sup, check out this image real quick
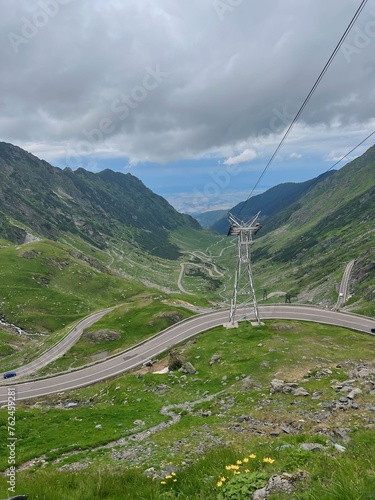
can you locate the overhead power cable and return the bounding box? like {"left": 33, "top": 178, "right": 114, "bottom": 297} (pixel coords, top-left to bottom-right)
{"left": 324, "top": 129, "right": 375, "bottom": 173}
{"left": 235, "top": 0, "right": 368, "bottom": 218}
{"left": 287, "top": 128, "right": 375, "bottom": 201}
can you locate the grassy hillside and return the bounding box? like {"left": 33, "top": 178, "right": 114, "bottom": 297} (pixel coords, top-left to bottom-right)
{"left": 246, "top": 145, "right": 375, "bottom": 313}
{"left": 0, "top": 239, "right": 141, "bottom": 334}
{"left": 1, "top": 320, "right": 374, "bottom": 498}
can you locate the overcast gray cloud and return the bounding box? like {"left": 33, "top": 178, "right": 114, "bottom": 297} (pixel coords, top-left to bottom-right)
{"left": 1, "top": 0, "right": 375, "bottom": 174}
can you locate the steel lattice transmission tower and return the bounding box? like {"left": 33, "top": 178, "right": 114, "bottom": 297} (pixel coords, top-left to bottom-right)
{"left": 226, "top": 211, "right": 262, "bottom": 327}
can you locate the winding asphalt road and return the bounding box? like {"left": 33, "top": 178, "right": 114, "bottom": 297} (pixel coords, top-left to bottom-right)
{"left": 1, "top": 304, "right": 373, "bottom": 403}
{"left": 334, "top": 260, "right": 355, "bottom": 310}
{"left": 8, "top": 308, "right": 114, "bottom": 379}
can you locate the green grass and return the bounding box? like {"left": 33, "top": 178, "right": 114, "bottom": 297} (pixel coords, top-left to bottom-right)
{"left": 36, "top": 295, "right": 195, "bottom": 374}
{"left": 1, "top": 320, "right": 374, "bottom": 488}
{"left": 1, "top": 434, "right": 375, "bottom": 499}
{"left": 0, "top": 239, "right": 143, "bottom": 333}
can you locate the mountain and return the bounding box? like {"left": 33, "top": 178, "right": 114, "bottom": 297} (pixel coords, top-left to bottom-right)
{"left": 211, "top": 171, "right": 336, "bottom": 234}
{"left": 0, "top": 142, "right": 200, "bottom": 259}
{"left": 251, "top": 144, "right": 375, "bottom": 314}
{"left": 191, "top": 209, "right": 228, "bottom": 228}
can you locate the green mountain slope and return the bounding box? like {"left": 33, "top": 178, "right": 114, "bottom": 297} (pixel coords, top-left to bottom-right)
{"left": 191, "top": 209, "right": 228, "bottom": 228}
{"left": 252, "top": 144, "right": 375, "bottom": 314}
{"left": 211, "top": 171, "right": 335, "bottom": 234}
{"left": 0, "top": 142, "right": 199, "bottom": 259}
{"left": 0, "top": 238, "right": 143, "bottom": 334}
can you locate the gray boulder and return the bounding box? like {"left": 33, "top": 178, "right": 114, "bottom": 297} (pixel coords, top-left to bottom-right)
{"left": 180, "top": 362, "right": 197, "bottom": 374}
{"left": 293, "top": 387, "right": 310, "bottom": 396}
{"left": 210, "top": 354, "right": 221, "bottom": 365}
{"left": 300, "top": 443, "right": 327, "bottom": 452}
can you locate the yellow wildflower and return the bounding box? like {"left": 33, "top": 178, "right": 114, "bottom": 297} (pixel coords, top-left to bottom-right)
{"left": 217, "top": 481, "right": 223, "bottom": 487}
{"left": 263, "top": 457, "right": 275, "bottom": 464}
{"left": 243, "top": 457, "right": 249, "bottom": 463}
{"left": 171, "top": 472, "right": 176, "bottom": 476}
{"left": 236, "top": 460, "right": 242, "bottom": 465}
{"left": 173, "top": 479, "right": 177, "bottom": 482}
{"left": 234, "top": 471, "right": 240, "bottom": 475}
{"left": 249, "top": 454, "right": 256, "bottom": 459}
{"left": 165, "top": 475, "right": 173, "bottom": 479}
{"left": 220, "top": 476, "right": 226, "bottom": 482}
{"left": 160, "top": 481, "right": 166, "bottom": 484}
{"left": 225, "top": 465, "right": 232, "bottom": 470}
{"left": 244, "top": 469, "right": 250, "bottom": 473}
{"left": 232, "top": 465, "right": 240, "bottom": 470}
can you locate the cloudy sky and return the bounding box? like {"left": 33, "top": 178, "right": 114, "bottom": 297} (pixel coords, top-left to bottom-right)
{"left": 1, "top": 0, "right": 375, "bottom": 213}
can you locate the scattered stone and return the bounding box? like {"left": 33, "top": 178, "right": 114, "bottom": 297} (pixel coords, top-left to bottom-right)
{"left": 201, "top": 411, "right": 211, "bottom": 417}
{"left": 312, "top": 391, "right": 323, "bottom": 400}
{"left": 83, "top": 329, "right": 121, "bottom": 343}
{"left": 143, "top": 467, "right": 156, "bottom": 478}
{"left": 133, "top": 420, "right": 145, "bottom": 427}
{"left": 275, "top": 444, "right": 294, "bottom": 450}
{"left": 280, "top": 426, "right": 292, "bottom": 434}
{"left": 333, "top": 443, "right": 346, "bottom": 452}
{"left": 270, "top": 430, "right": 280, "bottom": 436}
{"left": 270, "top": 379, "right": 298, "bottom": 394}
{"left": 347, "top": 388, "right": 362, "bottom": 399}
{"left": 314, "top": 368, "right": 333, "bottom": 378}
{"left": 348, "top": 366, "right": 375, "bottom": 379}
{"left": 293, "top": 387, "right": 310, "bottom": 396}
{"left": 242, "top": 376, "right": 261, "bottom": 391}
{"left": 221, "top": 375, "right": 227, "bottom": 382}
{"left": 180, "top": 362, "right": 197, "bottom": 374}
{"left": 156, "top": 384, "right": 170, "bottom": 393}
{"left": 332, "top": 428, "right": 351, "bottom": 442}
{"left": 209, "top": 354, "right": 221, "bottom": 365}
{"left": 270, "top": 379, "right": 285, "bottom": 393}
{"left": 342, "top": 379, "right": 356, "bottom": 385}
{"left": 300, "top": 443, "right": 327, "bottom": 452}
{"left": 19, "top": 249, "right": 41, "bottom": 259}
{"left": 321, "top": 402, "right": 334, "bottom": 409}
{"left": 236, "top": 416, "right": 248, "bottom": 423}
{"left": 95, "top": 424, "right": 103, "bottom": 430}
{"left": 331, "top": 382, "right": 343, "bottom": 390}
{"left": 164, "top": 464, "right": 179, "bottom": 475}
{"left": 340, "top": 386, "right": 354, "bottom": 394}
{"left": 252, "top": 471, "right": 308, "bottom": 499}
